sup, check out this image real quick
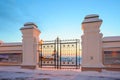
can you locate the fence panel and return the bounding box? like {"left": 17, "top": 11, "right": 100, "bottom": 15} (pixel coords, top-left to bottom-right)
{"left": 38, "top": 38, "right": 80, "bottom": 69}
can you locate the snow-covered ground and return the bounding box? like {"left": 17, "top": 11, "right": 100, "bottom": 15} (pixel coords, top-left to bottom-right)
{"left": 0, "top": 66, "right": 120, "bottom": 80}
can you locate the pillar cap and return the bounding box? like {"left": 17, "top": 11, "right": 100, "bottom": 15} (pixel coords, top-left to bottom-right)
{"left": 24, "top": 22, "right": 38, "bottom": 28}
{"left": 82, "top": 14, "right": 102, "bottom": 24}
{"left": 0, "top": 40, "right": 4, "bottom": 44}
{"left": 20, "top": 22, "right": 38, "bottom": 30}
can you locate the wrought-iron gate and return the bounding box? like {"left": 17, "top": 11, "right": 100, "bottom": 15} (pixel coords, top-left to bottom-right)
{"left": 39, "top": 37, "right": 80, "bottom": 69}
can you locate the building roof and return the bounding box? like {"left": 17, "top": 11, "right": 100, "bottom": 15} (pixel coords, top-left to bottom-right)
{"left": 103, "top": 36, "right": 120, "bottom": 42}
{"left": 0, "top": 42, "right": 22, "bottom": 46}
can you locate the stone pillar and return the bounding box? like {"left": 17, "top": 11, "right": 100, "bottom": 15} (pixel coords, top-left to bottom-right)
{"left": 20, "top": 22, "right": 40, "bottom": 69}
{"left": 81, "top": 14, "right": 104, "bottom": 72}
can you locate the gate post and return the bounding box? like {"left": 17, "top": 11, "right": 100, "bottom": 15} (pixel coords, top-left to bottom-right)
{"left": 20, "top": 22, "right": 40, "bottom": 69}
{"left": 81, "top": 14, "right": 104, "bottom": 71}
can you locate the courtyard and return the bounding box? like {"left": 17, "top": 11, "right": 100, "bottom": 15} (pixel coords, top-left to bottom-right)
{"left": 0, "top": 66, "right": 120, "bottom": 80}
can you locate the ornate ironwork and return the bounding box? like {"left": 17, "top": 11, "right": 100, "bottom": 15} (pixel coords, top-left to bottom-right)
{"left": 38, "top": 37, "right": 80, "bottom": 69}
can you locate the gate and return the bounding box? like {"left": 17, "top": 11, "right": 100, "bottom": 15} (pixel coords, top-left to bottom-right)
{"left": 39, "top": 37, "right": 80, "bottom": 69}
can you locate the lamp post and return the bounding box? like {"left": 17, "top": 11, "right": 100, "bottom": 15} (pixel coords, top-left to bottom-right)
{"left": 40, "top": 39, "right": 43, "bottom": 68}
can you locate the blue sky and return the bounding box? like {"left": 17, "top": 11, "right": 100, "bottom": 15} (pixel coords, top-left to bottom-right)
{"left": 0, "top": 0, "right": 120, "bottom": 42}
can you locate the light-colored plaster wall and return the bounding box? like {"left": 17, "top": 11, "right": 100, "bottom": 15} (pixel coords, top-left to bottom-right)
{"left": 0, "top": 43, "right": 22, "bottom": 53}
{"left": 103, "top": 36, "right": 120, "bottom": 51}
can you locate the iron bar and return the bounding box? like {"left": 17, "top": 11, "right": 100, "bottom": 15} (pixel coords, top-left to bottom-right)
{"left": 60, "top": 40, "right": 61, "bottom": 69}
{"left": 76, "top": 39, "right": 77, "bottom": 69}
{"left": 57, "top": 37, "right": 59, "bottom": 69}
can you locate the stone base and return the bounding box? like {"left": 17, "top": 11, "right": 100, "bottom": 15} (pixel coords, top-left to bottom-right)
{"left": 103, "top": 67, "right": 120, "bottom": 71}
{"left": 0, "top": 62, "right": 21, "bottom": 66}
{"left": 81, "top": 67, "right": 120, "bottom": 72}
{"left": 81, "top": 67, "right": 102, "bottom": 72}
{"left": 21, "top": 65, "right": 36, "bottom": 69}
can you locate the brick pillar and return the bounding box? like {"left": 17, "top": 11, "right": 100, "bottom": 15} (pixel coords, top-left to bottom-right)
{"left": 20, "top": 22, "right": 40, "bottom": 69}
{"left": 81, "top": 14, "right": 104, "bottom": 72}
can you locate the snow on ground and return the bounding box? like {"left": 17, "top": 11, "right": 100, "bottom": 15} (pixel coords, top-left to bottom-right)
{"left": 0, "top": 66, "right": 120, "bottom": 80}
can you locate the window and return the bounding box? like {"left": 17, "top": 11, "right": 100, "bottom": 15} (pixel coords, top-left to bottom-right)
{"left": 104, "top": 51, "right": 120, "bottom": 64}
{"left": 0, "top": 53, "right": 22, "bottom": 63}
